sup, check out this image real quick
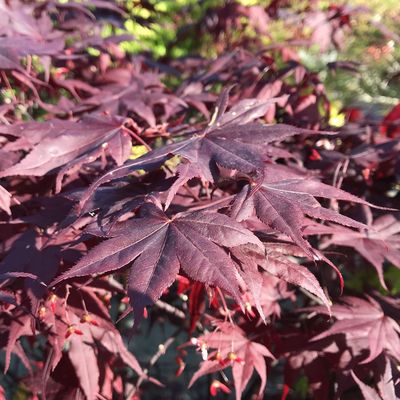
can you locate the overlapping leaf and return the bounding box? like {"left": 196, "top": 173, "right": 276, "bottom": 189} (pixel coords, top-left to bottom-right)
{"left": 78, "top": 93, "right": 322, "bottom": 210}
{"left": 52, "top": 203, "right": 262, "bottom": 321}
{"left": 72, "top": 68, "right": 186, "bottom": 123}
{"left": 351, "top": 356, "right": 397, "bottom": 400}
{"left": 231, "top": 164, "right": 375, "bottom": 258}
{"left": 189, "top": 322, "right": 274, "bottom": 400}
{"left": 68, "top": 315, "right": 99, "bottom": 400}
{"left": 306, "top": 214, "right": 400, "bottom": 289}
{"left": 231, "top": 242, "right": 330, "bottom": 313}
{"left": 0, "top": 116, "right": 132, "bottom": 183}
{"left": 311, "top": 296, "right": 400, "bottom": 363}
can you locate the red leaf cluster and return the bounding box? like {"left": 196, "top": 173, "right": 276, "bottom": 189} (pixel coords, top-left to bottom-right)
{"left": 0, "top": 1, "right": 399, "bottom": 399}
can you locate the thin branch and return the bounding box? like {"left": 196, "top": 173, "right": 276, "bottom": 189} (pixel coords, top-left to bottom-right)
{"left": 130, "top": 334, "right": 177, "bottom": 397}
{"left": 122, "top": 124, "right": 152, "bottom": 151}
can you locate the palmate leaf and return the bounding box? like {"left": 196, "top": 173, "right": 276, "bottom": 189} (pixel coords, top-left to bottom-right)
{"left": 71, "top": 67, "right": 187, "bottom": 124}
{"left": 189, "top": 322, "right": 274, "bottom": 400}
{"left": 68, "top": 315, "right": 100, "bottom": 400}
{"left": 351, "top": 356, "right": 397, "bottom": 400}
{"left": 306, "top": 214, "right": 400, "bottom": 289}
{"left": 311, "top": 296, "right": 400, "bottom": 363}
{"left": 0, "top": 115, "right": 132, "bottom": 179}
{"left": 231, "top": 243, "right": 330, "bottom": 313}
{"left": 159, "top": 97, "right": 319, "bottom": 183}
{"left": 77, "top": 92, "right": 323, "bottom": 211}
{"left": 52, "top": 203, "right": 262, "bottom": 322}
{"left": 231, "top": 164, "right": 376, "bottom": 258}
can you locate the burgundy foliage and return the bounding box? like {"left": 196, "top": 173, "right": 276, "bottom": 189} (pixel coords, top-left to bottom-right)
{"left": 0, "top": 1, "right": 399, "bottom": 399}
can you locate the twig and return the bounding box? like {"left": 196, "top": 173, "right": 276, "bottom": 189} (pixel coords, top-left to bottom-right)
{"left": 216, "top": 287, "right": 234, "bottom": 324}
{"left": 129, "top": 334, "right": 177, "bottom": 397}
{"left": 335, "top": 157, "right": 349, "bottom": 190}
{"left": 188, "top": 195, "right": 234, "bottom": 211}
{"left": 299, "top": 287, "right": 325, "bottom": 306}
{"left": 122, "top": 124, "right": 152, "bottom": 151}
{"left": 155, "top": 299, "right": 186, "bottom": 319}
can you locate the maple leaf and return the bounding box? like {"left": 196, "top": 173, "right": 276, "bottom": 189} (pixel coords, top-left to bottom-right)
{"left": 163, "top": 94, "right": 316, "bottom": 183}
{"left": 231, "top": 243, "right": 330, "bottom": 314}
{"left": 311, "top": 296, "right": 400, "bottom": 363}
{"left": 307, "top": 214, "right": 400, "bottom": 289}
{"left": 0, "top": 116, "right": 132, "bottom": 183}
{"left": 77, "top": 92, "right": 323, "bottom": 211}
{"left": 0, "top": 37, "right": 64, "bottom": 71}
{"left": 1, "top": 2, "right": 399, "bottom": 397}
{"left": 231, "top": 164, "right": 376, "bottom": 258}
{"left": 52, "top": 203, "right": 262, "bottom": 322}
{"left": 0, "top": 231, "right": 60, "bottom": 313}
{"left": 38, "top": 283, "right": 145, "bottom": 397}
{"left": 67, "top": 315, "right": 100, "bottom": 400}
{"left": 351, "top": 356, "right": 397, "bottom": 400}
{"left": 93, "top": 327, "right": 144, "bottom": 377}
{"left": 70, "top": 284, "right": 145, "bottom": 378}
{"left": 72, "top": 68, "right": 186, "bottom": 124}
{"left": 189, "top": 322, "right": 274, "bottom": 400}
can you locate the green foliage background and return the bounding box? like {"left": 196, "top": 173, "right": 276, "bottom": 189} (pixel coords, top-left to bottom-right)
{"left": 110, "top": 0, "right": 400, "bottom": 115}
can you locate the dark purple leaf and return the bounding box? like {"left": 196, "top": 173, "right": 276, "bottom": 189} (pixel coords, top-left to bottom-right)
{"left": 52, "top": 204, "right": 262, "bottom": 321}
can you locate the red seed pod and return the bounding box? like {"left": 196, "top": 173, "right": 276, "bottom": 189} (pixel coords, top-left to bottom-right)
{"left": 309, "top": 148, "right": 322, "bottom": 161}
{"left": 210, "top": 380, "right": 231, "bottom": 396}
{"left": 226, "top": 351, "right": 245, "bottom": 365}
{"left": 207, "top": 288, "right": 219, "bottom": 309}
{"left": 175, "top": 356, "right": 186, "bottom": 377}
{"left": 362, "top": 168, "right": 371, "bottom": 181}
{"left": 65, "top": 325, "right": 84, "bottom": 339}
{"left": 209, "top": 350, "right": 227, "bottom": 366}
{"left": 80, "top": 313, "right": 99, "bottom": 326}
{"left": 48, "top": 293, "right": 57, "bottom": 313}
{"left": 176, "top": 274, "right": 190, "bottom": 294}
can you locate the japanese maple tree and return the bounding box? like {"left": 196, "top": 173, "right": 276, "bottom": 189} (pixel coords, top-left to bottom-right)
{"left": 0, "top": 1, "right": 399, "bottom": 399}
